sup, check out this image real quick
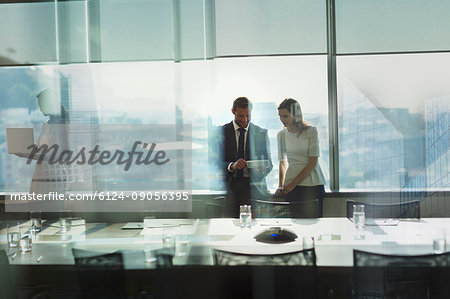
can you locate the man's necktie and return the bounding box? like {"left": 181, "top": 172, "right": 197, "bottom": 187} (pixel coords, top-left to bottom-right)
{"left": 237, "top": 128, "right": 246, "bottom": 178}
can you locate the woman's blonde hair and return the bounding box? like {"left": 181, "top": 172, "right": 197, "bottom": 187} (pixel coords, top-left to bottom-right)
{"left": 278, "top": 98, "right": 310, "bottom": 136}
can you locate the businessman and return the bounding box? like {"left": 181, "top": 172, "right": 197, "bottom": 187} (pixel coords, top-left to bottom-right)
{"left": 219, "top": 97, "right": 273, "bottom": 217}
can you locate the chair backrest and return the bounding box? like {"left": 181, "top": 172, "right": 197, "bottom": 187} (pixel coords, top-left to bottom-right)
{"left": 0, "top": 249, "right": 17, "bottom": 299}
{"left": 151, "top": 248, "right": 174, "bottom": 268}
{"left": 213, "top": 248, "right": 318, "bottom": 299}
{"left": 253, "top": 199, "right": 320, "bottom": 218}
{"left": 72, "top": 248, "right": 126, "bottom": 299}
{"left": 205, "top": 196, "right": 225, "bottom": 218}
{"left": 353, "top": 250, "right": 450, "bottom": 299}
{"left": 213, "top": 247, "right": 316, "bottom": 266}
{"left": 346, "top": 200, "right": 420, "bottom": 219}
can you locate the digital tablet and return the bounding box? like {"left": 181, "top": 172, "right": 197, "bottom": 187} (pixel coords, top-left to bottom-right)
{"left": 246, "top": 159, "right": 269, "bottom": 168}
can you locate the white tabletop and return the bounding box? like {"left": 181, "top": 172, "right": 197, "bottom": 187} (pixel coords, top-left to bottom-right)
{"left": 2, "top": 217, "right": 449, "bottom": 267}
{"left": 206, "top": 218, "right": 450, "bottom": 266}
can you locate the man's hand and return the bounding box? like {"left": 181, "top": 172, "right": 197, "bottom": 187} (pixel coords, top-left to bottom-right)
{"left": 231, "top": 158, "right": 247, "bottom": 170}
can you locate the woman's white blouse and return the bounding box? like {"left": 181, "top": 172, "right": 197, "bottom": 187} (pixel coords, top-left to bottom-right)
{"left": 277, "top": 127, "right": 326, "bottom": 186}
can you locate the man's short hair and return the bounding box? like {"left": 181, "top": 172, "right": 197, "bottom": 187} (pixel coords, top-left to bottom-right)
{"left": 232, "top": 97, "right": 253, "bottom": 111}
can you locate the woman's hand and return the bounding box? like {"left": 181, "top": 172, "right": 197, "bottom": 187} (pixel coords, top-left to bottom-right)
{"left": 274, "top": 187, "right": 284, "bottom": 197}
{"left": 282, "top": 183, "right": 295, "bottom": 195}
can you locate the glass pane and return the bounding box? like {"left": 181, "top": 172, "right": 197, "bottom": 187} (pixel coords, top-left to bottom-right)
{"left": 95, "top": 0, "right": 207, "bottom": 62}
{"left": 1, "top": 55, "right": 329, "bottom": 193}
{"left": 80, "top": 62, "right": 176, "bottom": 123}
{"left": 0, "top": 2, "right": 56, "bottom": 65}
{"left": 178, "top": 0, "right": 206, "bottom": 60}
{"left": 0, "top": 66, "right": 57, "bottom": 191}
{"left": 177, "top": 55, "right": 330, "bottom": 191}
{"left": 215, "top": 0, "right": 327, "bottom": 56}
{"left": 336, "top": 0, "right": 450, "bottom": 54}
{"left": 58, "top": 1, "right": 88, "bottom": 63}
{"left": 98, "top": 0, "right": 174, "bottom": 61}
{"left": 338, "top": 53, "right": 450, "bottom": 195}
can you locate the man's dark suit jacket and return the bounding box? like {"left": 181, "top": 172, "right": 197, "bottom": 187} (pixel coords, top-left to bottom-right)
{"left": 219, "top": 121, "right": 273, "bottom": 198}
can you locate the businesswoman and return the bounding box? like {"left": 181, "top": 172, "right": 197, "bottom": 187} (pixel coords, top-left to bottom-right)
{"left": 275, "top": 98, "right": 326, "bottom": 216}
{"left": 26, "top": 89, "right": 70, "bottom": 197}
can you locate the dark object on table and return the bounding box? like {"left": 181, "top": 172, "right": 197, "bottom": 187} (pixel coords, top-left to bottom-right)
{"left": 254, "top": 227, "right": 298, "bottom": 243}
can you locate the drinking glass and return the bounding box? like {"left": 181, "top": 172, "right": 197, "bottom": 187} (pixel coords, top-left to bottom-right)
{"left": 433, "top": 228, "right": 447, "bottom": 254}
{"left": 29, "top": 211, "right": 42, "bottom": 234}
{"left": 19, "top": 224, "right": 32, "bottom": 253}
{"left": 144, "top": 247, "right": 157, "bottom": 268}
{"left": 353, "top": 204, "right": 366, "bottom": 231}
{"left": 176, "top": 235, "right": 190, "bottom": 257}
{"left": 59, "top": 210, "right": 72, "bottom": 233}
{"left": 162, "top": 228, "right": 176, "bottom": 249}
{"left": 7, "top": 223, "right": 21, "bottom": 248}
{"left": 19, "top": 237, "right": 32, "bottom": 253}
{"left": 302, "top": 236, "right": 315, "bottom": 250}
{"left": 143, "top": 209, "right": 156, "bottom": 228}
{"left": 239, "top": 205, "right": 252, "bottom": 228}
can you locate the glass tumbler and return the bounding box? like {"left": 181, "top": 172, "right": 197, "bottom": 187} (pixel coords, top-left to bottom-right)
{"left": 7, "top": 223, "right": 21, "bottom": 248}
{"left": 353, "top": 204, "right": 366, "bottom": 231}
{"left": 239, "top": 205, "right": 252, "bottom": 228}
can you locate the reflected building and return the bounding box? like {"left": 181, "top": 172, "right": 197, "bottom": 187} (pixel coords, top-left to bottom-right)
{"left": 340, "top": 79, "right": 449, "bottom": 209}
{"left": 420, "top": 96, "right": 449, "bottom": 215}
{"left": 339, "top": 79, "right": 406, "bottom": 192}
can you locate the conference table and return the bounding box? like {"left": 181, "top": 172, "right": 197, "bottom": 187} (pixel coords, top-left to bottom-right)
{"left": 2, "top": 217, "right": 449, "bottom": 266}
{"left": 1, "top": 217, "right": 450, "bottom": 297}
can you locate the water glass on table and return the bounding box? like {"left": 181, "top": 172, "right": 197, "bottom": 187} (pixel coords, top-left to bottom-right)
{"left": 59, "top": 210, "right": 72, "bottom": 233}
{"left": 162, "top": 228, "right": 176, "bottom": 249}
{"left": 433, "top": 228, "right": 447, "bottom": 254}
{"left": 7, "top": 223, "right": 21, "bottom": 248}
{"left": 302, "top": 236, "right": 315, "bottom": 250}
{"left": 353, "top": 204, "right": 366, "bottom": 240}
{"left": 176, "top": 235, "right": 190, "bottom": 257}
{"left": 29, "top": 211, "right": 42, "bottom": 233}
{"left": 239, "top": 205, "right": 252, "bottom": 228}
{"left": 353, "top": 204, "right": 366, "bottom": 230}
{"left": 19, "top": 224, "right": 32, "bottom": 253}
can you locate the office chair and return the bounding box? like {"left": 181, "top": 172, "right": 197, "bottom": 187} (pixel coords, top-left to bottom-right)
{"left": 0, "top": 249, "right": 17, "bottom": 299}
{"left": 205, "top": 196, "right": 225, "bottom": 218}
{"left": 2, "top": 249, "right": 60, "bottom": 298}
{"left": 213, "top": 247, "right": 316, "bottom": 266}
{"left": 253, "top": 199, "right": 320, "bottom": 218}
{"left": 353, "top": 249, "right": 450, "bottom": 299}
{"left": 213, "top": 248, "right": 318, "bottom": 299}
{"left": 72, "top": 248, "right": 126, "bottom": 299}
{"left": 151, "top": 248, "right": 174, "bottom": 268}
{"left": 346, "top": 200, "right": 420, "bottom": 219}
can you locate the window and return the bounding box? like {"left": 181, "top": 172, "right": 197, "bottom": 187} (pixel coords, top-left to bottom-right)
{"left": 337, "top": 53, "right": 450, "bottom": 196}
{"left": 336, "top": 0, "right": 450, "bottom": 54}
{"left": 1, "top": 0, "right": 448, "bottom": 202}
{"left": 335, "top": 0, "right": 450, "bottom": 200}
{"left": 0, "top": 2, "right": 56, "bottom": 65}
